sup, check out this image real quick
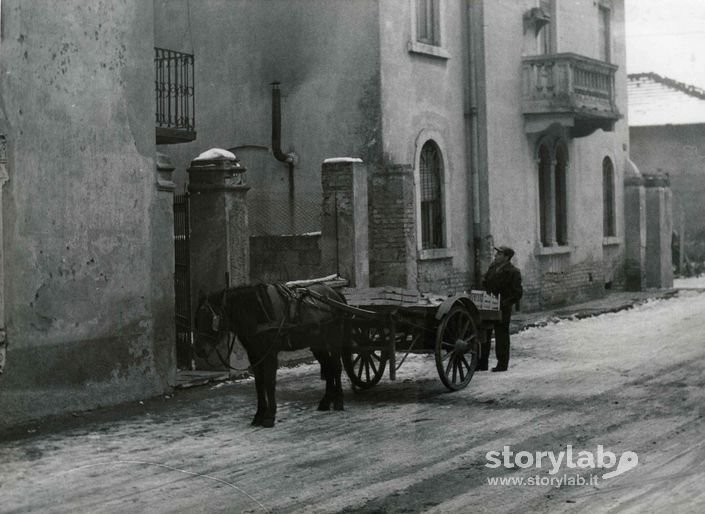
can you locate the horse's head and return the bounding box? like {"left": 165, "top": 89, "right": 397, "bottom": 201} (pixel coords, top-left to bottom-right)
{"left": 193, "top": 290, "right": 228, "bottom": 358}
{"left": 198, "top": 283, "right": 272, "bottom": 335}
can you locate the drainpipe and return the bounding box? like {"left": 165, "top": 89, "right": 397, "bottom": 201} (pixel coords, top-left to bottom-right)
{"left": 271, "top": 82, "right": 297, "bottom": 232}
{"left": 465, "top": 2, "right": 484, "bottom": 285}
{"left": 0, "top": 152, "right": 8, "bottom": 375}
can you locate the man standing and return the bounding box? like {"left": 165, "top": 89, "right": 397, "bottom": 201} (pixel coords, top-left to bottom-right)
{"left": 478, "top": 246, "right": 523, "bottom": 372}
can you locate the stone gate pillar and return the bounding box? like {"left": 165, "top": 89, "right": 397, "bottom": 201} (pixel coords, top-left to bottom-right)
{"left": 188, "top": 149, "right": 250, "bottom": 299}
{"left": 321, "top": 158, "right": 369, "bottom": 288}
{"left": 644, "top": 173, "right": 673, "bottom": 288}
{"left": 624, "top": 159, "right": 647, "bottom": 291}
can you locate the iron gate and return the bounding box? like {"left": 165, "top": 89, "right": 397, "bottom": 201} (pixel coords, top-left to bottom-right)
{"left": 174, "top": 191, "right": 192, "bottom": 369}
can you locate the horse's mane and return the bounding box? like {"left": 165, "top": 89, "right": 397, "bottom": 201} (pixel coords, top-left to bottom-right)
{"left": 224, "top": 283, "right": 273, "bottom": 325}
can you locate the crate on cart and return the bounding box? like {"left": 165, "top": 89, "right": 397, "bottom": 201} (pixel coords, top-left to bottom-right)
{"left": 469, "top": 290, "right": 501, "bottom": 312}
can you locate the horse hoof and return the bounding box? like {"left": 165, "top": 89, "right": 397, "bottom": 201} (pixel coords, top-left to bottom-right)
{"left": 333, "top": 403, "right": 344, "bottom": 411}
{"left": 318, "top": 403, "right": 331, "bottom": 411}
{"left": 261, "top": 419, "right": 275, "bottom": 428}
{"left": 251, "top": 416, "right": 263, "bottom": 426}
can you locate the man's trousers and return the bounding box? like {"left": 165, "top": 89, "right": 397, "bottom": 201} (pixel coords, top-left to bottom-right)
{"left": 479, "top": 308, "right": 512, "bottom": 370}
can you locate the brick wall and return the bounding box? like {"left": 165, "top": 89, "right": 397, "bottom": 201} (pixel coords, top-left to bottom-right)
{"left": 249, "top": 234, "right": 323, "bottom": 283}
{"left": 603, "top": 244, "right": 626, "bottom": 290}
{"left": 418, "top": 259, "right": 472, "bottom": 294}
{"left": 524, "top": 255, "right": 609, "bottom": 310}
{"left": 369, "top": 165, "right": 416, "bottom": 287}
{"left": 321, "top": 160, "right": 369, "bottom": 287}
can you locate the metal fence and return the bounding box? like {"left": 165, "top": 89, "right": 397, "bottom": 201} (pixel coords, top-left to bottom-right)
{"left": 174, "top": 191, "right": 192, "bottom": 370}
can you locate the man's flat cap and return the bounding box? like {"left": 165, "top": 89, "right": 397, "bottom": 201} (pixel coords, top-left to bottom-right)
{"left": 494, "top": 246, "right": 515, "bottom": 258}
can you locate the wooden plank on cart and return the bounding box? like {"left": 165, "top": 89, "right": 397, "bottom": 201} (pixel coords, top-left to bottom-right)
{"left": 343, "top": 287, "right": 442, "bottom": 308}
{"left": 285, "top": 274, "right": 349, "bottom": 289}
{"left": 343, "top": 287, "right": 418, "bottom": 306}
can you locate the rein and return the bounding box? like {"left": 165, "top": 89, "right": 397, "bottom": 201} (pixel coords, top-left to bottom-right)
{"left": 197, "top": 293, "right": 244, "bottom": 372}
{"left": 198, "top": 291, "right": 286, "bottom": 372}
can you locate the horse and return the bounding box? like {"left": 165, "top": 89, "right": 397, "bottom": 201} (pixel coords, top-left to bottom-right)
{"left": 194, "top": 282, "right": 348, "bottom": 428}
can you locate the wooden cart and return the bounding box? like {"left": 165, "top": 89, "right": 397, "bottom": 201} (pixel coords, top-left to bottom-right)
{"left": 308, "top": 286, "right": 501, "bottom": 391}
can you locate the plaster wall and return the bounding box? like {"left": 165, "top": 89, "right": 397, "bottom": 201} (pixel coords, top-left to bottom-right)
{"left": 630, "top": 125, "right": 705, "bottom": 249}
{"left": 377, "top": 0, "right": 471, "bottom": 290}
{"left": 554, "top": 0, "right": 616, "bottom": 60}
{"left": 0, "top": 0, "right": 172, "bottom": 428}
{"left": 154, "top": 0, "right": 381, "bottom": 236}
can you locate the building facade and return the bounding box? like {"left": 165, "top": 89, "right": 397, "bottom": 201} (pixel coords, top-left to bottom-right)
{"left": 157, "top": 0, "right": 629, "bottom": 308}
{"left": 628, "top": 73, "right": 705, "bottom": 275}
{"left": 1, "top": 0, "right": 641, "bottom": 426}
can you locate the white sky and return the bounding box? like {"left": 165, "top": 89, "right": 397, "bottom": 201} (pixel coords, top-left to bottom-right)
{"left": 626, "top": 0, "right": 705, "bottom": 89}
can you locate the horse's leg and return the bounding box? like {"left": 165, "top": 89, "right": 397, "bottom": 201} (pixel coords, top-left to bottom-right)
{"left": 261, "top": 353, "right": 278, "bottom": 428}
{"left": 251, "top": 361, "right": 266, "bottom": 426}
{"left": 331, "top": 346, "right": 344, "bottom": 411}
{"left": 312, "top": 349, "right": 332, "bottom": 411}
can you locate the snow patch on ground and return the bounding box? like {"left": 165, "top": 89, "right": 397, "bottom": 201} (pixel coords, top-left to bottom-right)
{"left": 674, "top": 276, "right": 705, "bottom": 289}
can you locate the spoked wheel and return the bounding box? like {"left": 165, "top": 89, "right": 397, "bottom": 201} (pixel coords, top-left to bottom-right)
{"left": 343, "top": 325, "right": 389, "bottom": 389}
{"left": 435, "top": 305, "right": 479, "bottom": 391}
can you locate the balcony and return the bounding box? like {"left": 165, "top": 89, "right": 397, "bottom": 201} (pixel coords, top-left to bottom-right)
{"left": 155, "top": 48, "right": 196, "bottom": 144}
{"left": 522, "top": 53, "right": 620, "bottom": 137}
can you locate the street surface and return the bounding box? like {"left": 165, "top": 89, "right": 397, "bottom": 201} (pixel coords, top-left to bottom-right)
{"left": 2, "top": 288, "right": 705, "bottom": 513}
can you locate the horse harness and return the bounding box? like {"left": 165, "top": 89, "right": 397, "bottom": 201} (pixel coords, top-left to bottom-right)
{"left": 267, "top": 284, "right": 339, "bottom": 349}
{"left": 195, "top": 284, "right": 340, "bottom": 369}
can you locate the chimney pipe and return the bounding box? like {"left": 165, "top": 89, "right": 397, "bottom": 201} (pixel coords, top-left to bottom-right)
{"left": 271, "top": 82, "right": 296, "bottom": 232}
{"left": 271, "top": 82, "right": 295, "bottom": 165}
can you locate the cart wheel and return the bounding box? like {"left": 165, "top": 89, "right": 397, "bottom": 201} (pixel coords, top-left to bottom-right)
{"left": 343, "top": 325, "right": 389, "bottom": 389}
{"left": 435, "top": 305, "right": 478, "bottom": 391}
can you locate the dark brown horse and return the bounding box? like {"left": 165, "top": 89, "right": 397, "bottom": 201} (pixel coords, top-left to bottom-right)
{"left": 194, "top": 283, "right": 348, "bottom": 428}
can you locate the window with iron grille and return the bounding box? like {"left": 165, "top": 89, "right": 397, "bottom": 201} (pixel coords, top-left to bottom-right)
{"left": 603, "top": 157, "right": 616, "bottom": 237}
{"left": 420, "top": 141, "right": 444, "bottom": 249}
{"left": 155, "top": 47, "right": 196, "bottom": 144}
{"left": 416, "top": 0, "right": 440, "bottom": 46}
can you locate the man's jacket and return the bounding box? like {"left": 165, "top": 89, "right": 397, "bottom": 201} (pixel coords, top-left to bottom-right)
{"left": 482, "top": 261, "right": 523, "bottom": 312}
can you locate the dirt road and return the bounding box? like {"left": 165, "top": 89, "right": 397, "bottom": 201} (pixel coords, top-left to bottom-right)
{"left": 2, "top": 290, "right": 705, "bottom": 513}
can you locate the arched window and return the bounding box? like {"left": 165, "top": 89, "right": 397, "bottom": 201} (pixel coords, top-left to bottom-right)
{"left": 537, "top": 138, "right": 569, "bottom": 247}
{"left": 602, "top": 156, "right": 616, "bottom": 237}
{"left": 420, "top": 141, "right": 444, "bottom": 249}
